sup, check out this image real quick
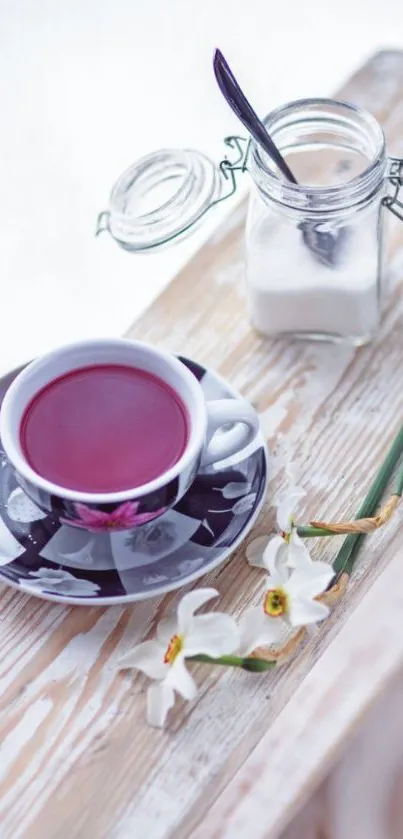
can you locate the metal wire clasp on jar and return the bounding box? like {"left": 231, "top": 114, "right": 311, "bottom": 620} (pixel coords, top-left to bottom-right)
{"left": 97, "top": 99, "right": 403, "bottom": 346}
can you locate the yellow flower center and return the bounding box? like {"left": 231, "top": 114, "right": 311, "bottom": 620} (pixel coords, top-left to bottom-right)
{"left": 164, "top": 634, "right": 183, "bottom": 664}
{"left": 263, "top": 587, "right": 288, "bottom": 617}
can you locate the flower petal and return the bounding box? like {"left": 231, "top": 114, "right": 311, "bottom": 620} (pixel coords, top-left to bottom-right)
{"left": 276, "top": 489, "right": 305, "bottom": 532}
{"left": 238, "top": 606, "right": 284, "bottom": 656}
{"left": 232, "top": 494, "right": 257, "bottom": 515}
{"left": 286, "top": 562, "right": 334, "bottom": 599}
{"left": 29, "top": 568, "right": 66, "bottom": 584}
{"left": 118, "top": 639, "right": 167, "bottom": 680}
{"left": 220, "top": 481, "right": 251, "bottom": 499}
{"left": 288, "top": 597, "right": 330, "bottom": 626}
{"left": 117, "top": 501, "right": 140, "bottom": 520}
{"left": 265, "top": 560, "right": 290, "bottom": 589}
{"left": 287, "top": 529, "right": 313, "bottom": 568}
{"left": 146, "top": 682, "right": 175, "bottom": 728}
{"left": 165, "top": 655, "right": 197, "bottom": 700}
{"left": 261, "top": 535, "right": 287, "bottom": 575}
{"left": 245, "top": 535, "right": 271, "bottom": 568}
{"left": 74, "top": 503, "right": 107, "bottom": 526}
{"left": 177, "top": 588, "right": 218, "bottom": 634}
{"left": 183, "top": 613, "right": 240, "bottom": 657}
{"left": 7, "top": 488, "right": 47, "bottom": 523}
{"left": 156, "top": 615, "right": 178, "bottom": 645}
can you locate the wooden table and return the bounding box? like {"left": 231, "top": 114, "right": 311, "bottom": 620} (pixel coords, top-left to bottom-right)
{"left": 2, "top": 50, "right": 403, "bottom": 839}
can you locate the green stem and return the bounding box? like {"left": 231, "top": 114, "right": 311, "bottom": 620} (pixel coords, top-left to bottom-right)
{"left": 297, "top": 525, "right": 337, "bottom": 538}
{"left": 191, "top": 428, "right": 403, "bottom": 675}
{"left": 298, "top": 430, "right": 403, "bottom": 543}
{"left": 190, "top": 653, "right": 276, "bottom": 672}
{"left": 332, "top": 424, "right": 403, "bottom": 577}
{"left": 393, "top": 462, "right": 403, "bottom": 497}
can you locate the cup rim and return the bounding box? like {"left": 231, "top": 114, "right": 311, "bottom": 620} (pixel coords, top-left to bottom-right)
{"left": 0, "top": 338, "right": 206, "bottom": 503}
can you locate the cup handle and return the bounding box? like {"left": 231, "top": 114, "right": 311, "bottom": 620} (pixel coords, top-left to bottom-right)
{"left": 201, "top": 399, "right": 260, "bottom": 467}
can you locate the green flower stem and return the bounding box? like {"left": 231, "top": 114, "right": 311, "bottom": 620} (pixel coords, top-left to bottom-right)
{"left": 332, "top": 424, "right": 403, "bottom": 577}
{"left": 297, "top": 525, "right": 337, "bottom": 538}
{"left": 190, "top": 653, "right": 276, "bottom": 672}
{"left": 191, "top": 428, "right": 403, "bottom": 676}
{"left": 393, "top": 462, "right": 403, "bottom": 497}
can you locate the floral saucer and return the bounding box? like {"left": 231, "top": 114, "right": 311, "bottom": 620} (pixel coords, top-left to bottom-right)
{"left": 0, "top": 357, "right": 268, "bottom": 605}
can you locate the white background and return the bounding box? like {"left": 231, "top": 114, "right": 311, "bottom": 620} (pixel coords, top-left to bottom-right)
{"left": 0, "top": 0, "right": 402, "bottom": 374}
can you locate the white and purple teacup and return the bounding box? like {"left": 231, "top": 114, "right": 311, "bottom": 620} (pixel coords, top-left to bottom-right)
{"left": 0, "top": 339, "right": 260, "bottom": 532}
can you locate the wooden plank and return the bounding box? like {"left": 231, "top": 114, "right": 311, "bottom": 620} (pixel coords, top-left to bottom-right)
{"left": 186, "top": 546, "right": 403, "bottom": 839}
{"left": 277, "top": 667, "right": 403, "bottom": 839}
{"left": 2, "top": 50, "right": 403, "bottom": 839}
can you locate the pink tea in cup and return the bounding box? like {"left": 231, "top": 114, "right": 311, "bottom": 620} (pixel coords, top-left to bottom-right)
{"left": 20, "top": 364, "right": 189, "bottom": 493}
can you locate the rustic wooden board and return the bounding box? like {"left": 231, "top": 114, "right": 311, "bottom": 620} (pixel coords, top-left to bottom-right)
{"left": 189, "top": 547, "right": 403, "bottom": 839}
{"left": 2, "top": 49, "right": 403, "bottom": 839}
{"left": 277, "top": 660, "right": 403, "bottom": 839}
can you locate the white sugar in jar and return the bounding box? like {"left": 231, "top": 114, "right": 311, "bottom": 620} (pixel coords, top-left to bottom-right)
{"left": 245, "top": 100, "right": 388, "bottom": 345}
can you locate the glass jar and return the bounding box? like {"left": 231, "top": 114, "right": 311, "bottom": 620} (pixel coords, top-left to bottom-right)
{"left": 97, "top": 100, "right": 403, "bottom": 345}
{"left": 246, "top": 99, "right": 388, "bottom": 345}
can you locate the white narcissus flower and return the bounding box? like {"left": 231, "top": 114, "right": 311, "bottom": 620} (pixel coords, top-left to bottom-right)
{"left": 118, "top": 588, "right": 240, "bottom": 728}
{"left": 239, "top": 547, "right": 334, "bottom": 654}
{"left": 247, "top": 485, "right": 311, "bottom": 572}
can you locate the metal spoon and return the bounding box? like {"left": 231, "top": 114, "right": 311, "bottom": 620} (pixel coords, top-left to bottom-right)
{"left": 213, "top": 48, "right": 345, "bottom": 268}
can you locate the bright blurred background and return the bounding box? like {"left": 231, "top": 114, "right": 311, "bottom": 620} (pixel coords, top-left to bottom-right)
{"left": 0, "top": 0, "right": 402, "bottom": 373}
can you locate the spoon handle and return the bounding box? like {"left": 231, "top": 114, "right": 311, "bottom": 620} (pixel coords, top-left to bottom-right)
{"left": 213, "top": 48, "right": 297, "bottom": 184}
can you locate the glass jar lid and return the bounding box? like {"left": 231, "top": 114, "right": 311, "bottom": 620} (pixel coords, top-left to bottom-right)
{"left": 96, "top": 148, "right": 222, "bottom": 252}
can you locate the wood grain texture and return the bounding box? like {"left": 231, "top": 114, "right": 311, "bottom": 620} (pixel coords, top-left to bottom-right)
{"left": 2, "top": 50, "right": 403, "bottom": 839}
{"left": 188, "top": 547, "right": 403, "bottom": 839}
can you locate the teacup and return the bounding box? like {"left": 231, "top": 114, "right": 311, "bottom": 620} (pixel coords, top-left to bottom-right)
{"left": 0, "top": 339, "right": 260, "bottom": 532}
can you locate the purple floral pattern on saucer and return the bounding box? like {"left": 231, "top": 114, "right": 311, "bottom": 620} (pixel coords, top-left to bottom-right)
{"left": 0, "top": 357, "right": 268, "bottom": 605}
{"left": 62, "top": 500, "right": 167, "bottom": 532}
